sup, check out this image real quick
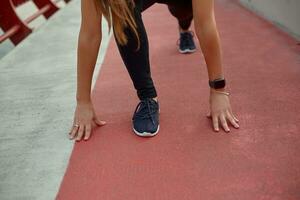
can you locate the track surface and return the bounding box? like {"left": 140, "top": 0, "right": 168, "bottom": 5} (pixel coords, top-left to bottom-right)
{"left": 56, "top": 1, "right": 300, "bottom": 199}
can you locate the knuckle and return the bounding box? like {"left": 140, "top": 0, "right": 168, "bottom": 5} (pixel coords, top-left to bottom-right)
{"left": 76, "top": 136, "right": 82, "bottom": 140}
{"left": 220, "top": 109, "right": 226, "bottom": 113}
{"left": 86, "top": 129, "right": 91, "bottom": 133}
{"left": 229, "top": 113, "right": 234, "bottom": 118}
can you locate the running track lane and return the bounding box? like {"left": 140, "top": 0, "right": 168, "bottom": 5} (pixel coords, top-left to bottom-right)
{"left": 56, "top": 0, "right": 300, "bottom": 199}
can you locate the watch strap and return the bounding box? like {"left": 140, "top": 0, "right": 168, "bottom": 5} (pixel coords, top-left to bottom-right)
{"left": 209, "top": 78, "right": 226, "bottom": 89}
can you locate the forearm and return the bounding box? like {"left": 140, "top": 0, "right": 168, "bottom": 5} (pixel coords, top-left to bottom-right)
{"left": 76, "top": 30, "right": 101, "bottom": 103}
{"left": 195, "top": 21, "right": 224, "bottom": 82}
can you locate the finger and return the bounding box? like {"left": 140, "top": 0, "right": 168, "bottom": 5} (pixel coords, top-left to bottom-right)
{"left": 226, "top": 110, "right": 239, "bottom": 129}
{"left": 69, "top": 117, "right": 78, "bottom": 132}
{"left": 69, "top": 119, "right": 77, "bottom": 134}
{"left": 233, "top": 115, "right": 239, "bottom": 123}
{"left": 69, "top": 125, "right": 79, "bottom": 139}
{"left": 229, "top": 108, "right": 239, "bottom": 123}
{"left": 212, "top": 115, "right": 219, "bottom": 132}
{"left": 84, "top": 124, "right": 92, "bottom": 140}
{"left": 68, "top": 124, "right": 74, "bottom": 134}
{"left": 206, "top": 111, "right": 211, "bottom": 118}
{"left": 220, "top": 114, "right": 230, "bottom": 132}
{"left": 76, "top": 124, "right": 85, "bottom": 141}
{"left": 94, "top": 117, "right": 106, "bottom": 126}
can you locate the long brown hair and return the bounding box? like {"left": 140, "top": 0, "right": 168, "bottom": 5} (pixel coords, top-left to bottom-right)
{"left": 94, "top": 0, "right": 140, "bottom": 48}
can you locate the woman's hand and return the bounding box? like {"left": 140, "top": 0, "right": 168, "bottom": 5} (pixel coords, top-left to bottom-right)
{"left": 69, "top": 101, "right": 106, "bottom": 141}
{"left": 207, "top": 89, "right": 239, "bottom": 132}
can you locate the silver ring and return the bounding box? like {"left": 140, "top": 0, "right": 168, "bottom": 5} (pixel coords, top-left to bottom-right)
{"left": 73, "top": 124, "right": 79, "bottom": 127}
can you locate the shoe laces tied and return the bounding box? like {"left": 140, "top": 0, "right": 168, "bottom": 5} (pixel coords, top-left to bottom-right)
{"left": 133, "top": 99, "right": 157, "bottom": 125}
{"left": 177, "top": 31, "right": 194, "bottom": 47}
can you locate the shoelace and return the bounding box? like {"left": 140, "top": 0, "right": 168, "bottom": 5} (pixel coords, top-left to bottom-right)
{"left": 177, "top": 31, "right": 194, "bottom": 47}
{"left": 133, "top": 99, "right": 157, "bottom": 125}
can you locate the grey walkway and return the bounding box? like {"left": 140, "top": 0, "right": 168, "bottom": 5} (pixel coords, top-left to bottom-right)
{"left": 0, "top": 0, "right": 111, "bottom": 199}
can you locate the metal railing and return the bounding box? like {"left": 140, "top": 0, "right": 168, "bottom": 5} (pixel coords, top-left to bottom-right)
{"left": 0, "top": 0, "right": 71, "bottom": 45}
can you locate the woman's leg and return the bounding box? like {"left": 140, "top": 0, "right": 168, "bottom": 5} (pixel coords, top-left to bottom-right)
{"left": 166, "top": 0, "right": 196, "bottom": 53}
{"left": 167, "top": 0, "right": 193, "bottom": 31}
{"left": 114, "top": 0, "right": 157, "bottom": 101}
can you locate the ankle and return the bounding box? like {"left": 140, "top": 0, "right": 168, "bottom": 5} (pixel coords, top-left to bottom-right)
{"left": 179, "top": 27, "right": 190, "bottom": 33}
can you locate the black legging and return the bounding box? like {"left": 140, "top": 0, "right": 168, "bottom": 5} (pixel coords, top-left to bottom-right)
{"left": 114, "top": 0, "right": 193, "bottom": 100}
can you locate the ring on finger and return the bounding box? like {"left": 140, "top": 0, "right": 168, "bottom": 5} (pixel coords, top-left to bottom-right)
{"left": 73, "top": 124, "right": 79, "bottom": 128}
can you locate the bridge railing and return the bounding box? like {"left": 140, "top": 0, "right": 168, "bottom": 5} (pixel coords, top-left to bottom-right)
{"left": 0, "top": 0, "right": 70, "bottom": 45}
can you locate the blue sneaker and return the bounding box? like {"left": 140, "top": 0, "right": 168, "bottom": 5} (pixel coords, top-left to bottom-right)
{"left": 178, "top": 31, "right": 196, "bottom": 54}
{"left": 132, "top": 98, "right": 160, "bottom": 137}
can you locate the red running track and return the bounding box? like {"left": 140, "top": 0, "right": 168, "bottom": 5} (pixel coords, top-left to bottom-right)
{"left": 56, "top": 0, "right": 300, "bottom": 199}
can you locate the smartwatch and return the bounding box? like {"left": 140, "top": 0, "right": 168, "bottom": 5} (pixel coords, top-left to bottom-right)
{"left": 209, "top": 78, "right": 226, "bottom": 89}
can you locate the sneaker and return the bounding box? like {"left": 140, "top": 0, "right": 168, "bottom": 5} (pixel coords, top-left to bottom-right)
{"left": 178, "top": 31, "right": 196, "bottom": 54}
{"left": 132, "top": 98, "right": 160, "bottom": 137}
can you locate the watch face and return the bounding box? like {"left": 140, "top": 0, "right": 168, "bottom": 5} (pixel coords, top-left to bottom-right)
{"left": 210, "top": 79, "right": 226, "bottom": 89}
{"left": 215, "top": 79, "right": 226, "bottom": 89}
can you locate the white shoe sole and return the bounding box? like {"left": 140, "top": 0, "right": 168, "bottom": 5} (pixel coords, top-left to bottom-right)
{"left": 133, "top": 125, "right": 160, "bottom": 137}
{"left": 179, "top": 48, "right": 196, "bottom": 54}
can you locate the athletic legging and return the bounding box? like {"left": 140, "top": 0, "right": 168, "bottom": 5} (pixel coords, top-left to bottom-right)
{"left": 114, "top": 0, "right": 193, "bottom": 100}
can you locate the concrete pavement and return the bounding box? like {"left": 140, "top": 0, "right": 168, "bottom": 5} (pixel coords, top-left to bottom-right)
{"left": 0, "top": 0, "right": 111, "bottom": 199}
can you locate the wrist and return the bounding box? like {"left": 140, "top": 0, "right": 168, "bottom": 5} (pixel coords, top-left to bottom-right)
{"left": 210, "top": 88, "right": 230, "bottom": 97}
{"left": 210, "top": 87, "right": 226, "bottom": 92}
{"left": 208, "top": 77, "right": 226, "bottom": 90}
{"left": 76, "top": 95, "right": 92, "bottom": 104}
